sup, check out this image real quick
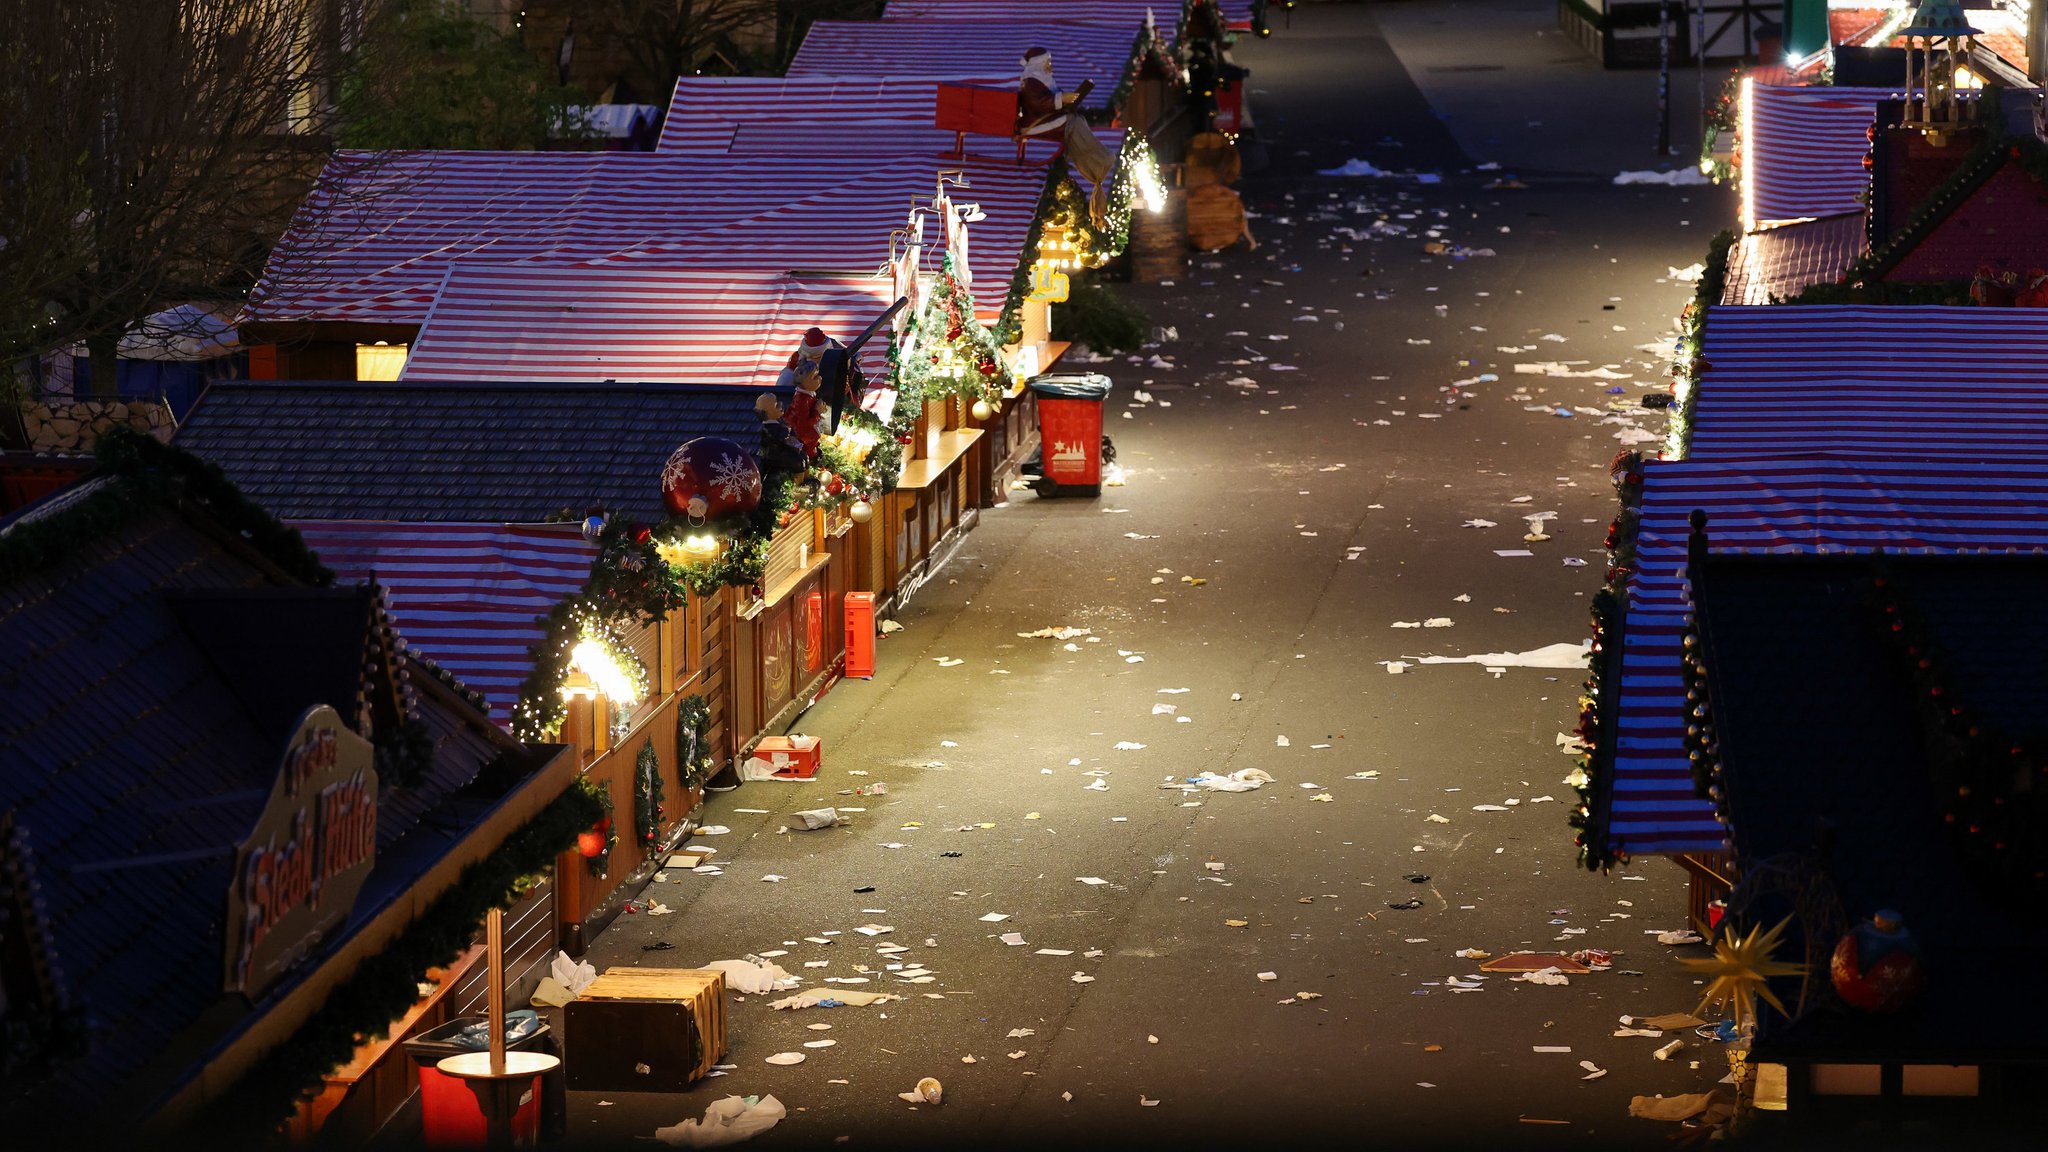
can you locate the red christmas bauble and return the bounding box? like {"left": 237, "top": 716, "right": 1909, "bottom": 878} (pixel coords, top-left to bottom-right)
{"left": 661, "top": 437, "right": 763, "bottom": 521}
{"left": 1830, "top": 918, "right": 1925, "bottom": 1013}
{"left": 633, "top": 525, "right": 652, "bottom": 544}
{"left": 577, "top": 829, "right": 607, "bottom": 858}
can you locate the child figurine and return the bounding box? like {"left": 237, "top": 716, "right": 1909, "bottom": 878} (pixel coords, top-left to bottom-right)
{"left": 754, "top": 392, "right": 808, "bottom": 475}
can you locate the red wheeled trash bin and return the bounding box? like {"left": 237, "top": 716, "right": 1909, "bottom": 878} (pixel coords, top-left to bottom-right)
{"left": 1029, "top": 373, "right": 1113, "bottom": 496}
{"left": 405, "top": 1012, "right": 554, "bottom": 1148}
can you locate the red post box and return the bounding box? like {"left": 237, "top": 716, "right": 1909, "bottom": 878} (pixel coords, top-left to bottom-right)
{"left": 845, "top": 591, "right": 876, "bottom": 679}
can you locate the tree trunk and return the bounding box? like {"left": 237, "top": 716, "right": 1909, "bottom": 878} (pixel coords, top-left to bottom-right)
{"left": 87, "top": 331, "right": 121, "bottom": 399}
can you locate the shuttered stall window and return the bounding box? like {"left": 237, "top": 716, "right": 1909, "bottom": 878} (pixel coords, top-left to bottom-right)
{"left": 622, "top": 616, "right": 664, "bottom": 727}
{"left": 763, "top": 514, "right": 812, "bottom": 599}
{"left": 698, "top": 593, "right": 728, "bottom": 774}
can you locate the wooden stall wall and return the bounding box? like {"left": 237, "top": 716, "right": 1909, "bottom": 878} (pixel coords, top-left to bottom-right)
{"left": 557, "top": 690, "right": 684, "bottom": 952}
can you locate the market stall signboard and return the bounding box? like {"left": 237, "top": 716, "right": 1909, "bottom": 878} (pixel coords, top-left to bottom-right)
{"left": 224, "top": 704, "right": 379, "bottom": 998}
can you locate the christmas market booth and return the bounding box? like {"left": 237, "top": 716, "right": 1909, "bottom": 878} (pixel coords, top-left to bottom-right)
{"left": 1576, "top": 294, "right": 2048, "bottom": 919}
{"left": 176, "top": 377, "right": 905, "bottom": 947}
{"left": 653, "top": 79, "right": 1165, "bottom": 511}
{"left": 882, "top": 0, "right": 1271, "bottom": 39}
{"left": 1680, "top": 543, "right": 2048, "bottom": 1126}
{"left": 0, "top": 431, "right": 596, "bottom": 1143}
{"left": 233, "top": 143, "right": 1151, "bottom": 606}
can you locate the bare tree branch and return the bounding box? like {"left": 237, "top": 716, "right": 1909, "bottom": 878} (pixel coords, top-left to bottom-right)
{"left": 0, "top": 0, "right": 331, "bottom": 392}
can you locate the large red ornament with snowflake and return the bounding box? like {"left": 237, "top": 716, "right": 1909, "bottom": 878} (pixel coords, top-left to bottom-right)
{"left": 661, "top": 437, "right": 763, "bottom": 521}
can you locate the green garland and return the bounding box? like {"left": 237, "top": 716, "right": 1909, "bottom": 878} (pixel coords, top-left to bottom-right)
{"left": 373, "top": 718, "right": 437, "bottom": 791}
{"left": 897, "top": 254, "right": 1007, "bottom": 417}
{"left": 1699, "top": 72, "right": 1741, "bottom": 184}
{"left": 1665, "top": 230, "right": 1734, "bottom": 458}
{"left": 999, "top": 158, "right": 1066, "bottom": 347}
{"left": 1105, "top": 18, "right": 1185, "bottom": 116}
{"left": 657, "top": 470, "right": 800, "bottom": 596}
{"left": 201, "top": 774, "right": 605, "bottom": 1141}
{"left": 632, "top": 740, "right": 665, "bottom": 849}
{"left": 795, "top": 406, "right": 902, "bottom": 513}
{"left": 676, "top": 693, "right": 715, "bottom": 789}
{"left": 510, "top": 602, "right": 650, "bottom": 742}
{"left": 0, "top": 428, "right": 332, "bottom": 589}
{"left": 1572, "top": 450, "right": 1646, "bottom": 871}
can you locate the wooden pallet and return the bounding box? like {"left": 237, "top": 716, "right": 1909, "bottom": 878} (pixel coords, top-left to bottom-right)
{"left": 569, "top": 967, "right": 727, "bottom": 1088}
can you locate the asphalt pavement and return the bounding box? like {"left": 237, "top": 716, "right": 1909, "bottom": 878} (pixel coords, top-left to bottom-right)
{"left": 567, "top": 5, "right": 1741, "bottom": 1148}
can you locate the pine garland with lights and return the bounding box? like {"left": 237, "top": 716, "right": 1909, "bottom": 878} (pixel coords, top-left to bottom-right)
{"left": 510, "top": 602, "right": 649, "bottom": 742}
{"left": 1571, "top": 450, "right": 1647, "bottom": 871}
{"left": 1698, "top": 71, "right": 1741, "bottom": 184}
{"left": 632, "top": 740, "right": 665, "bottom": 849}
{"left": 997, "top": 148, "right": 1154, "bottom": 346}
{"left": 676, "top": 693, "right": 716, "bottom": 789}
{"left": 1664, "top": 230, "right": 1734, "bottom": 458}
{"left": 1105, "top": 18, "right": 1187, "bottom": 120}
{"left": 795, "top": 407, "right": 901, "bottom": 513}
{"left": 998, "top": 162, "right": 1064, "bottom": 347}
{"left": 654, "top": 470, "right": 800, "bottom": 596}
{"left": 898, "top": 253, "right": 1007, "bottom": 416}
{"left": 1867, "top": 569, "right": 2047, "bottom": 900}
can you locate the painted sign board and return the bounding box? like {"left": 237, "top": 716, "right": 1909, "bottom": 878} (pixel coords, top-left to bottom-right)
{"left": 223, "top": 704, "right": 379, "bottom": 998}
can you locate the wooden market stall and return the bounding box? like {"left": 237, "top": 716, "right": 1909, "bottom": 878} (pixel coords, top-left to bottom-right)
{"left": 176, "top": 380, "right": 852, "bottom": 946}
{"left": 0, "top": 435, "right": 589, "bottom": 1143}
{"left": 1683, "top": 546, "right": 2048, "bottom": 1127}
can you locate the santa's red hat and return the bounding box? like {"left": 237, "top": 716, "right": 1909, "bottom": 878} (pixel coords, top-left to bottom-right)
{"left": 801, "top": 327, "right": 829, "bottom": 350}
{"left": 1022, "top": 46, "right": 1049, "bottom": 61}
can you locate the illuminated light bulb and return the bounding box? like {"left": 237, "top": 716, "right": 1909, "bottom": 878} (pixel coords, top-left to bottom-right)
{"left": 684, "top": 532, "right": 719, "bottom": 557}
{"left": 567, "top": 636, "right": 642, "bottom": 705}
{"left": 850, "top": 498, "right": 874, "bottom": 524}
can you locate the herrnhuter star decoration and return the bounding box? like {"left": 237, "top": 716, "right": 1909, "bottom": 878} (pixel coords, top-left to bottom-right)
{"left": 1678, "top": 916, "right": 1808, "bottom": 1029}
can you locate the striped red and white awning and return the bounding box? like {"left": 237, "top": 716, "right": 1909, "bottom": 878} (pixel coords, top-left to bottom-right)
{"left": 1742, "top": 83, "right": 1896, "bottom": 226}
{"left": 1605, "top": 456, "right": 2048, "bottom": 856}
{"left": 249, "top": 153, "right": 1042, "bottom": 327}
{"left": 1688, "top": 306, "right": 2048, "bottom": 461}
{"left": 295, "top": 521, "right": 597, "bottom": 725}
{"left": 655, "top": 74, "right": 1122, "bottom": 165}
{"left": 883, "top": 0, "right": 1262, "bottom": 33}
{"left": 401, "top": 264, "right": 898, "bottom": 386}
{"left": 791, "top": 20, "right": 1140, "bottom": 106}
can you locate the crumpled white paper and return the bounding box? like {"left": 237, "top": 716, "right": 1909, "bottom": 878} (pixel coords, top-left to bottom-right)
{"left": 698, "top": 958, "right": 798, "bottom": 995}
{"left": 654, "top": 1094, "right": 786, "bottom": 1147}
{"left": 550, "top": 951, "right": 596, "bottom": 994}
{"left": 1178, "top": 768, "right": 1275, "bottom": 793}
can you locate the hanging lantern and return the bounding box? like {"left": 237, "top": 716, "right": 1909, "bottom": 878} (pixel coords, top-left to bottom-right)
{"left": 850, "top": 498, "right": 874, "bottom": 524}
{"left": 970, "top": 397, "right": 994, "bottom": 421}
{"left": 558, "top": 667, "right": 599, "bottom": 701}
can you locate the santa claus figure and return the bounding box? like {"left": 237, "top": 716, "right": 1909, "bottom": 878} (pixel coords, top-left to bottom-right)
{"left": 1017, "top": 47, "right": 1114, "bottom": 223}
{"left": 776, "top": 327, "right": 835, "bottom": 458}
